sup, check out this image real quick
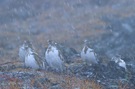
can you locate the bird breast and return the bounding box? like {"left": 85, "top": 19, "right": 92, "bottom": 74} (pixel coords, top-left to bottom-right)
{"left": 46, "top": 47, "right": 63, "bottom": 66}
{"left": 25, "top": 54, "right": 39, "bottom": 69}
{"left": 118, "top": 60, "right": 126, "bottom": 70}
{"left": 81, "top": 47, "right": 97, "bottom": 63}
{"left": 19, "top": 46, "right": 26, "bottom": 62}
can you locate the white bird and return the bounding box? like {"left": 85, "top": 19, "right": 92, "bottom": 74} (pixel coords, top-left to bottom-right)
{"left": 45, "top": 40, "right": 65, "bottom": 72}
{"left": 81, "top": 40, "right": 98, "bottom": 65}
{"left": 19, "top": 41, "right": 28, "bottom": 62}
{"left": 19, "top": 40, "right": 34, "bottom": 68}
{"left": 113, "top": 55, "right": 127, "bottom": 71}
{"left": 24, "top": 41, "right": 43, "bottom": 69}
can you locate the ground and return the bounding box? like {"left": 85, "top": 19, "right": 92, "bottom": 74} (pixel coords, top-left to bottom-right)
{"left": 0, "top": 0, "right": 135, "bottom": 89}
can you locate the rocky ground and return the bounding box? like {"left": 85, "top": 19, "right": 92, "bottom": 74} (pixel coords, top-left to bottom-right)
{"left": 0, "top": 0, "right": 135, "bottom": 89}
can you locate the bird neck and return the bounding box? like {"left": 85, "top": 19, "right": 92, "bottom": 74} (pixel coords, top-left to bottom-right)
{"left": 28, "top": 48, "right": 34, "bottom": 54}
{"left": 47, "top": 45, "right": 57, "bottom": 53}
{"left": 84, "top": 45, "right": 88, "bottom": 54}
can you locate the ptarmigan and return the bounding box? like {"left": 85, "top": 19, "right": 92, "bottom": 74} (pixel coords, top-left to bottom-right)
{"left": 24, "top": 41, "right": 43, "bottom": 69}
{"left": 19, "top": 40, "right": 33, "bottom": 67}
{"left": 45, "top": 40, "right": 65, "bottom": 72}
{"left": 81, "top": 40, "right": 98, "bottom": 65}
{"left": 113, "top": 55, "right": 127, "bottom": 71}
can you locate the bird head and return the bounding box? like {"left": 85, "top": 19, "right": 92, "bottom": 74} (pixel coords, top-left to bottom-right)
{"left": 24, "top": 40, "right": 33, "bottom": 49}
{"left": 47, "top": 40, "right": 54, "bottom": 45}
{"left": 113, "top": 55, "right": 122, "bottom": 63}
{"left": 47, "top": 40, "right": 56, "bottom": 53}
{"left": 83, "top": 39, "right": 91, "bottom": 48}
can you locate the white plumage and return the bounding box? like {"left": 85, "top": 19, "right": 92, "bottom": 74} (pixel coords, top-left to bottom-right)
{"left": 25, "top": 47, "right": 43, "bottom": 69}
{"left": 114, "top": 56, "right": 127, "bottom": 71}
{"left": 25, "top": 48, "right": 39, "bottom": 69}
{"left": 81, "top": 40, "right": 98, "bottom": 65}
{"left": 19, "top": 41, "right": 31, "bottom": 67}
{"left": 19, "top": 40, "right": 43, "bottom": 69}
{"left": 19, "top": 44, "right": 26, "bottom": 62}
{"left": 19, "top": 41, "right": 33, "bottom": 62}
{"left": 45, "top": 40, "right": 65, "bottom": 72}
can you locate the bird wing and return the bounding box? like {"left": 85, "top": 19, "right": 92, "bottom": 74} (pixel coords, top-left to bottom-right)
{"left": 58, "top": 50, "right": 65, "bottom": 62}
{"left": 58, "top": 50, "right": 67, "bottom": 70}
{"left": 94, "top": 52, "right": 99, "bottom": 62}
{"left": 88, "top": 49, "right": 99, "bottom": 63}
{"left": 33, "top": 52, "right": 43, "bottom": 68}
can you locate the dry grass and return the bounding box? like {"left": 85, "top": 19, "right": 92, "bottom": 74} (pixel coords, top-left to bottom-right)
{"left": 61, "top": 76, "right": 103, "bottom": 89}
{"left": 9, "top": 82, "right": 20, "bottom": 89}
{"left": 0, "top": 72, "right": 132, "bottom": 89}
{"left": 1, "top": 70, "right": 103, "bottom": 89}
{"left": 89, "top": 80, "right": 103, "bottom": 89}
{"left": 0, "top": 78, "right": 21, "bottom": 89}
{"left": 31, "top": 79, "right": 47, "bottom": 89}
{"left": 7, "top": 80, "right": 131, "bottom": 89}
{"left": 118, "top": 82, "right": 130, "bottom": 89}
